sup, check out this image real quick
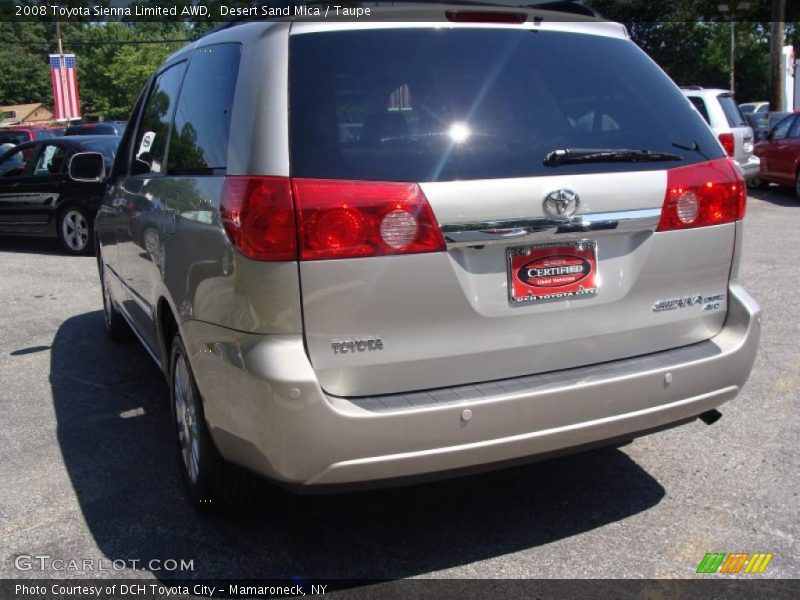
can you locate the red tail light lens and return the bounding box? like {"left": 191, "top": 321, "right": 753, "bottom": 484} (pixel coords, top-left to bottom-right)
{"left": 220, "top": 177, "right": 296, "bottom": 261}
{"left": 718, "top": 132, "right": 735, "bottom": 157}
{"left": 292, "top": 179, "right": 445, "bottom": 260}
{"left": 657, "top": 158, "right": 746, "bottom": 232}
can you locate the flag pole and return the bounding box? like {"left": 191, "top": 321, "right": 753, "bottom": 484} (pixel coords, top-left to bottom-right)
{"left": 55, "top": 18, "right": 70, "bottom": 120}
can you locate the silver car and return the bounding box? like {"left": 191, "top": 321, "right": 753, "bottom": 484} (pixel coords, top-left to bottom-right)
{"left": 95, "top": 8, "right": 760, "bottom": 509}
{"left": 682, "top": 87, "right": 761, "bottom": 183}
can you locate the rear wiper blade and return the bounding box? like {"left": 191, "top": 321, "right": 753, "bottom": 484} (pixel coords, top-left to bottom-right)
{"left": 544, "top": 148, "right": 684, "bottom": 167}
{"left": 672, "top": 140, "right": 709, "bottom": 159}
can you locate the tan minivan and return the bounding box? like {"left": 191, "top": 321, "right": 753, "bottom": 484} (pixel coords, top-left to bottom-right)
{"left": 95, "top": 7, "right": 760, "bottom": 509}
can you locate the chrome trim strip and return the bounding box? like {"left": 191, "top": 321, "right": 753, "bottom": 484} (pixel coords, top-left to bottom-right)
{"left": 103, "top": 265, "right": 162, "bottom": 369}
{"left": 106, "top": 264, "right": 154, "bottom": 315}
{"left": 119, "top": 304, "right": 163, "bottom": 370}
{"left": 441, "top": 208, "right": 662, "bottom": 248}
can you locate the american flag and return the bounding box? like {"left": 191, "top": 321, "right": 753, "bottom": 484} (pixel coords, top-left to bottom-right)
{"left": 49, "top": 54, "right": 81, "bottom": 121}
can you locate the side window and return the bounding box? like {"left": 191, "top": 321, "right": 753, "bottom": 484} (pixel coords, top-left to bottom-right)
{"left": 169, "top": 44, "right": 241, "bottom": 173}
{"left": 771, "top": 116, "right": 794, "bottom": 141}
{"left": 131, "top": 61, "right": 186, "bottom": 175}
{"left": 687, "top": 96, "right": 710, "bottom": 124}
{"left": 0, "top": 148, "right": 27, "bottom": 177}
{"left": 32, "top": 144, "right": 67, "bottom": 176}
{"left": 788, "top": 117, "right": 800, "bottom": 139}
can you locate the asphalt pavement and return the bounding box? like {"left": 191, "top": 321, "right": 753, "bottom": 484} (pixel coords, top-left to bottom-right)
{"left": 0, "top": 186, "right": 797, "bottom": 583}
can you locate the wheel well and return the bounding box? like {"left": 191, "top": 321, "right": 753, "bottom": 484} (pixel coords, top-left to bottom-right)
{"left": 157, "top": 298, "right": 178, "bottom": 373}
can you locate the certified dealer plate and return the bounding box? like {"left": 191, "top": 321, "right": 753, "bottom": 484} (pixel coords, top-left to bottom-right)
{"left": 507, "top": 241, "right": 598, "bottom": 304}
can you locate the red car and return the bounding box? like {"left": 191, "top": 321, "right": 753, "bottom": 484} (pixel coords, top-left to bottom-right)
{"left": 752, "top": 111, "right": 800, "bottom": 198}
{"left": 0, "top": 125, "right": 64, "bottom": 147}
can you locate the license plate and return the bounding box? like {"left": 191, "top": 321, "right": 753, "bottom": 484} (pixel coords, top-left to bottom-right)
{"left": 507, "top": 241, "right": 599, "bottom": 304}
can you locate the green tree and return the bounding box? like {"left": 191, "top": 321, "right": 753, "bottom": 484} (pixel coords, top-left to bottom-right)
{"left": 0, "top": 18, "right": 190, "bottom": 118}
{"left": 0, "top": 47, "right": 51, "bottom": 105}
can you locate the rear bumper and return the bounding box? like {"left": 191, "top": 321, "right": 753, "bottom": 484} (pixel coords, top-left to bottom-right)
{"left": 184, "top": 283, "right": 760, "bottom": 487}
{"left": 736, "top": 155, "right": 760, "bottom": 179}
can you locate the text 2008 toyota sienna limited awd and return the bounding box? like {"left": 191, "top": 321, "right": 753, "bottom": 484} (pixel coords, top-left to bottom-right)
{"left": 95, "top": 8, "right": 760, "bottom": 508}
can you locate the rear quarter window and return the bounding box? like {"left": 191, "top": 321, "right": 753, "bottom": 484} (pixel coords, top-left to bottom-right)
{"left": 687, "top": 97, "right": 710, "bottom": 124}
{"left": 131, "top": 61, "right": 186, "bottom": 175}
{"left": 290, "top": 29, "right": 722, "bottom": 182}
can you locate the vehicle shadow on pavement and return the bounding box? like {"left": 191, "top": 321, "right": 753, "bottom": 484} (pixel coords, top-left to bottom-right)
{"left": 748, "top": 186, "right": 798, "bottom": 207}
{"left": 51, "top": 311, "right": 666, "bottom": 581}
{"left": 0, "top": 236, "right": 70, "bottom": 256}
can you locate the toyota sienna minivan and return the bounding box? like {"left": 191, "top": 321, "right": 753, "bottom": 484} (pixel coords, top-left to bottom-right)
{"left": 95, "top": 7, "right": 760, "bottom": 509}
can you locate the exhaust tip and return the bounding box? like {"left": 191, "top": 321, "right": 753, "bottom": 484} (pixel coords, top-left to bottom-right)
{"left": 699, "top": 409, "right": 722, "bottom": 426}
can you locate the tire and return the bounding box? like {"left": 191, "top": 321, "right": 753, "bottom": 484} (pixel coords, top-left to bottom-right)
{"left": 169, "top": 334, "right": 252, "bottom": 512}
{"left": 747, "top": 176, "right": 767, "bottom": 190}
{"left": 57, "top": 205, "right": 94, "bottom": 255}
{"left": 97, "top": 252, "right": 131, "bottom": 342}
{"left": 795, "top": 171, "right": 800, "bottom": 200}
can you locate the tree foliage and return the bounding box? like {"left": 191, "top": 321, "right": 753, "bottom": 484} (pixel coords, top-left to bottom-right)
{"left": 0, "top": 20, "right": 190, "bottom": 118}
{"left": 0, "top": 3, "right": 797, "bottom": 115}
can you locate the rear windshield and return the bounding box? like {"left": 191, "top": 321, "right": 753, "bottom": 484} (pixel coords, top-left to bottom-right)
{"left": 66, "top": 125, "right": 116, "bottom": 136}
{"left": 79, "top": 137, "right": 120, "bottom": 159}
{"left": 289, "top": 28, "right": 722, "bottom": 182}
{"left": 34, "top": 130, "right": 60, "bottom": 140}
{"left": 0, "top": 131, "right": 29, "bottom": 145}
{"left": 718, "top": 94, "right": 747, "bottom": 128}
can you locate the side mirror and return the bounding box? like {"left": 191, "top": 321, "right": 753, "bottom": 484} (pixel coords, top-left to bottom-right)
{"left": 68, "top": 152, "right": 106, "bottom": 182}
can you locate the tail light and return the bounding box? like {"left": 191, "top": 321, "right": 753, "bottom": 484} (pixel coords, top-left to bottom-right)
{"left": 718, "top": 132, "right": 735, "bottom": 157}
{"left": 220, "top": 177, "right": 296, "bottom": 261}
{"left": 445, "top": 10, "right": 527, "bottom": 23}
{"left": 657, "top": 158, "right": 746, "bottom": 232}
{"left": 220, "top": 177, "right": 445, "bottom": 261}
{"left": 293, "top": 179, "right": 445, "bottom": 260}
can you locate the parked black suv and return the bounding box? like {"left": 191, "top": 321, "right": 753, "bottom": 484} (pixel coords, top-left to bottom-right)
{"left": 0, "top": 135, "right": 118, "bottom": 254}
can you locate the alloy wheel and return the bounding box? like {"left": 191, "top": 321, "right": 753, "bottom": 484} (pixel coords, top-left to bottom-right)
{"left": 61, "top": 210, "right": 89, "bottom": 252}
{"left": 173, "top": 354, "right": 201, "bottom": 484}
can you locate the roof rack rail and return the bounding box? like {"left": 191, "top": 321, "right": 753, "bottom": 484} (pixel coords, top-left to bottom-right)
{"left": 680, "top": 86, "right": 705, "bottom": 90}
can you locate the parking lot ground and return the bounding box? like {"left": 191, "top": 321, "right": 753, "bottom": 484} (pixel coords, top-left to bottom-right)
{"left": 0, "top": 187, "right": 798, "bottom": 582}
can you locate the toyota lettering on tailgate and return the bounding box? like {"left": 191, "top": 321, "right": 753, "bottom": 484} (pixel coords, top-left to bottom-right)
{"left": 508, "top": 241, "right": 598, "bottom": 304}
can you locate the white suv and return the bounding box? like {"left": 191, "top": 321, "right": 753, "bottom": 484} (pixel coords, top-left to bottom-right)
{"left": 682, "top": 87, "right": 760, "bottom": 183}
